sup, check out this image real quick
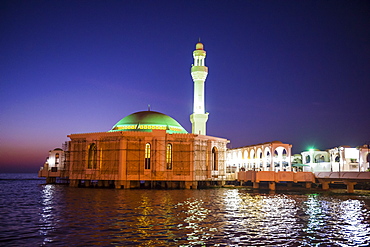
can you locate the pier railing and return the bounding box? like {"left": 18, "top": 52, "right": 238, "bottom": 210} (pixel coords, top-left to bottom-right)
{"left": 237, "top": 171, "right": 315, "bottom": 183}
{"left": 314, "top": 172, "right": 370, "bottom": 181}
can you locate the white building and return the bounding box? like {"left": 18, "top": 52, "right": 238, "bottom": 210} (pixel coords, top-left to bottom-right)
{"left": 300, "top": 149, "right": 331, "bottom": 172}
{"left": 42, "top": 148, "right": 65, "bottom": 172}
{"left": 226, "top": 141, "right": 293, "bottom": 180}
{"left": 299, "top": 145, "right": 370, "bottom": 172}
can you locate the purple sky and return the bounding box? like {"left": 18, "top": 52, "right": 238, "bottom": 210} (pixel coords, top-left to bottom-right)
{"left": 1, "top": 0, "right": 369, "bottom": 172}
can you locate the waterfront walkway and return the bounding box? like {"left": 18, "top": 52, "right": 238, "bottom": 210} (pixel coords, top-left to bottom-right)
{"left": 237, "top": 171, "right": 370, "bottom": 193}
{"left": 315, "top": 172, "right": 370, "bottom": 193}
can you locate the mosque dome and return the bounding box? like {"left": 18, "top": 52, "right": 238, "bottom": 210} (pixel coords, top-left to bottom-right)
{"left": 109, "top": 111, "right": 188, "bottom": 134}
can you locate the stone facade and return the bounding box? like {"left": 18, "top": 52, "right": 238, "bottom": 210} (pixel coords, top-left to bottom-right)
{"left": 43, "top": 129, "right": 228, "bottom": 189}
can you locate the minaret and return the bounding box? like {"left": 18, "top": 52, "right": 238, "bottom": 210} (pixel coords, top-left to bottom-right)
{"left": 190, "top": 42, "right": 208, "bottom": 135}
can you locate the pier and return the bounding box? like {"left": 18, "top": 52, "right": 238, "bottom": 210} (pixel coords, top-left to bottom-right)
{"left": 237, "top": 171, "right": 370, "bottom": 193}
{"left": 237, "top": 171, "right": 315, "bottom": 191}
{"left": 315, "top": 172, "right": 370, "bottom": 193}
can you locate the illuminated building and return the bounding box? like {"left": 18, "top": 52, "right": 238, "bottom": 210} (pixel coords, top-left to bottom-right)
{"left": 300, "top": 145, "right": 370, "bottom": 172}
{"left": 226, "top": 141, "right": 293, "bottom": 180}
{"left": 39, "top": 41, "right": 370, "bottom": 188}
{"left": 39, "top": 43, "right": 229, "bottom": 189}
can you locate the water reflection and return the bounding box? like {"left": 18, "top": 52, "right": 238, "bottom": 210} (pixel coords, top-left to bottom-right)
{"left": 337, "top": 199, "right": 370, "bottom": 245}
{"left": 31, "top": 187, "right": 370, "bottom": 246}
{"left": 221, "top": 190, "right": 301, "bottom": 246}
{"left": 301, "top": 194, "right": 370, "bottom": 246}
{"left": 39, "top": 184, "right": 56, "bottom": 245}
{"left": 176, "top": 198, "right": 213, "bottom": 245}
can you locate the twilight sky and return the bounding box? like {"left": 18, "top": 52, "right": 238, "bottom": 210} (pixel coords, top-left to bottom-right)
{"left": 1, "top": 0, "right": 369, "bottom": 172}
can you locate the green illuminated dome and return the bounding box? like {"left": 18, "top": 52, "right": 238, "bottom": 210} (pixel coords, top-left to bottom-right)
{"left": 110, "top": 111, "right": 188, "bottom": 134}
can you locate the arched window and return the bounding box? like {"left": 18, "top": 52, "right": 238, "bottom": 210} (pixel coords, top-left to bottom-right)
{"left": 306, "top": 155, "right": 311, "bottom": 164}
{"left": 266, "top": 151, "right": 271, "bottom": 167}
{"left": 55, "top": 153, "right": 59, "bottom": 165}
{"left": 145, "top": 143, "right": 151, "bottom": 169}
{"left": 88, "top": 144, "right": 97, "bottom": 169}
{"left": 212, "top": 147, "right": 218, "bottom": 171}
{"left": 166, "top": 144, "right": 172, "bottom": 170}
{"left": 243, "top": 150, "right": 248, "bottom": 160}
{"left": 282, "top": 149, "right": 287, "bottom": 159}
{"left": 315, "top": 155, "right": 325, "bottom": 163}
{"left": 335, "top": 155, "right": 340, "bottom": 162}
{"left": 250, "top": 149, "right": 255, "bottom": 160}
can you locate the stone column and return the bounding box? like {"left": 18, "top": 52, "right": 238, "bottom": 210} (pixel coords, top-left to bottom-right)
{"left": 269, "top": 181, "right": 276, "bottom": 191}
{"left": 321, "top": 181, "right": 330, "bottom": 190}
{"left": 345, "top": 182, "right": 357, "bottom": 193}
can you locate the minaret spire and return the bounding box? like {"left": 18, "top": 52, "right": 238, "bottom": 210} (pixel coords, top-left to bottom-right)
{"left": 190, "top": 41, "right": 209, "bottom": 135}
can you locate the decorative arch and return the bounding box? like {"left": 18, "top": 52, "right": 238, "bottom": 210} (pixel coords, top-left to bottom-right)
{"left": 334, "top": 155, "right": 339, "bottom": 162}
{"left": 282, "top": 149, "right": 287, "bottom": 158}
{"left": 250, "top": 149, "right": 255, "bottom": 159}
{"left": 243, "top": 149, "right": 248, "bottom": 160}
{"left": 315, "top": 154, "right": 325, "bottom": 163}
{"left": 257, "top": 148, "right": 263, "bottom": 159}
{"left": 306, "top": 155, "right": 311, "bottom": 163}
{"left": 282, "top": 148, "right": 288, "bottom": 168}
{"left": 264, "top": 147, "right": 271, "bottom": 168}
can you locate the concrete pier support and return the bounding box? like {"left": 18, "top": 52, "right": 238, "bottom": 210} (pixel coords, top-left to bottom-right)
{"left": 305, "top": 182, "right": 312, "bottom": 189}
{"left": 321, "top": 181, "right": 330, "bottom": 190}
{"left": 269, "top": 182, "right": 276, "bottom": 191}
{"left": 103, "top": 180, "right": 109, "bottom": 187}
{"left": 115, "top": 180, "right": 130, "bottom": 189}
{"left": 253, "top": 182, "right": 259, "bottom": 189}
{"left": 46, "top": 177, "right": 56, "bottom": 184}
{"left": 345, "top": 182, "right": 357, "bottom": 193}
{"left": 85, "top": 180, "right": 91, "bottom": 187}
{"left": 185, "top": 181, "right": 197, "bottom": 189}
{"left": 114, "top": 180, "right": 121, "bottom": 189}
{"left": 70, "top": 179, "right": 79, "bottom": 187}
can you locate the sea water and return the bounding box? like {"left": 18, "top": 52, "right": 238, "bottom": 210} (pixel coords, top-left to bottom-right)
{"left": 1, "top": 173, "right": 370, "bottom": 246}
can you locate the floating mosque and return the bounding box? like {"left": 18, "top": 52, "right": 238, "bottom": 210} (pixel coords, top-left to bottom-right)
{"left": 39, "top": 42, "right": 370, "bottom": 190}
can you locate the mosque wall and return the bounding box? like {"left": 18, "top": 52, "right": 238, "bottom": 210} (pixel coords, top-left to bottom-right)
{"left": 51, "top": 130, "right": 229, "bottom": 188}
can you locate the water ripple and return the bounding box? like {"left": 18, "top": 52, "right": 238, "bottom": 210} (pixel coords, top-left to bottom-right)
{"left": 2, "top": 177, "right": 370, "bottom": 246}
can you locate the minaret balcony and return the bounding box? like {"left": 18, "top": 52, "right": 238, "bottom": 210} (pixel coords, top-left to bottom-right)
{"left": 191, "top": 71, "right": 208, "bottom": 81}
{"left": 191, "top": 66, "right": 208, "bottom": 73}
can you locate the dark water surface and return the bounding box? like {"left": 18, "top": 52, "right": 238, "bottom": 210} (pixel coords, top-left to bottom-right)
{"left": 1, "top": 173, "right": 370, "bottom": 246}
